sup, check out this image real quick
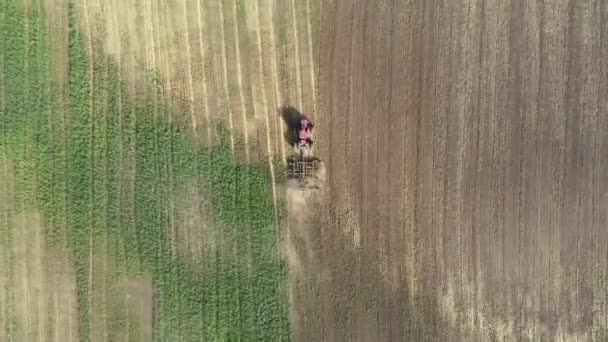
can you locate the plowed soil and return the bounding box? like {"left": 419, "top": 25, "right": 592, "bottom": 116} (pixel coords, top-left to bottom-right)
{"left": 289, "top": 1, "right": 608, "bottom": 341}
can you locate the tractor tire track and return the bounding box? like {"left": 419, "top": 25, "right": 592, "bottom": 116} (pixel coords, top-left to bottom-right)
{"left": 231, "top": 0, "right": 250, "bottom": 162}
{"left": 81, "top": 0, "right": 97, "bottom": 334}
{"left": 218, "top": 0, "right": 236, "bottom": 153}
{"left": 100, "top": 50, "right": 111, "bottom": 342}
{"left": 195, "top": 0, "right": 212, "bottom": 145}
{"left": 157, "top": 0, "right": 177, "bottom": 258}
{"left": 253, "top": 0, "right": 280, "bottom": 237}
{"left": 305, "top": 0, "right": 317, "bottom": 117}
{"left": 182, "top": 0, "right": 197, "bottom": 134}
{"left": 253, "top": 1, "right": 284, "bottom": 335}
{"left": 0, "top": 6, "right": 8, "bottom": 340}
{"left": 267, "top": 0, "right": 286, "bottom": 161}
{"left": 289, "top": 0, "right": 303, "bottom": 110}
{"left": 18, "top": 5, "right": 33, "bottom": 340}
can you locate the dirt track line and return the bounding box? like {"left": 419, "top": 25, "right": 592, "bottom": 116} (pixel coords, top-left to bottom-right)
{"left": 3, "top": 174, "right": 15, "bottom": 342}
{"left": 81, "top": 0, "right": 96, "bottom": 333}
{"left": 158, "top": 1, "right": 173, "bottom": 113}
{"left": 218, "top": 0, "right": 236, "bottom": 153}
{"left": 68, "top": 290, "right": 74, "bottom": 342}
{"left": 253, "top": 7, "right": 283, "bottom": 333}
{"left": 195, "top": 0, "right": 212, "bottom": 145}
{"left": 458, "top": 1, "right": 474, "bottom": 334}
{"left": 253, "top": 0, "right": 279, "bottom": 232}
{"left": 144, "top": 0, "right": 156, "bottom": 67}
{"left": 101, "top": 54, "right": 111, "bottom": 342}
{"left": 156, "top": 0, "right": 177, "bottom": 257}
{"left": 34, "top": 216, "right": 46, "bottom": 342}
{"left": 18, "top": 215, "right": 33, "bottom": 341}
{"left": 182, "top": 0, "right": 198, "bottom": 134}
{"left": 305, "top": 0, "right": 317, "bottom": 116}
{"left": 21, "top": 5, "right": 34, "bottom": 338}
{"left": 289, "top": 0, "right": 304, "bottom": 110}
{"left": 152, "top": 0, "right": 162, "bottom": 86}
{"left": 125, "top": 291, "right": 130, "bottom": 342}
{"left": 267, "top": 0, "right": 285, "bottom": 161}
{"left": 0, "top": 10, "right": 7, "bottom": 339}
{"left": 596, "top": 0, "right": 608, "bottom": 332}
{"left": 53, "top": 292, "right": 59, "bottom": 342}
{"left": 87, "top": 224, "right": 94, "bottom": 334}
{"left": 109, "top": 6, "right": 127, "bottom": 335}
{"left": 231, "top": 0, "right": 250, "bottom": 162}
{"left": 0, "top": 233, "right": 5, "bottom": 342}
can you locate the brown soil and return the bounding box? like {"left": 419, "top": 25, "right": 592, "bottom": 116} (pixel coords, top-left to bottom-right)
{"left": 289, "top": 1, "right": 608, "bottom": 341}
{"left": 122, "top": 278, "right": 155, "bottom": 342}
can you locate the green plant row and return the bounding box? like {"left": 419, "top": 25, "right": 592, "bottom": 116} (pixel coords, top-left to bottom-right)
{"left": 67, "top": 3, "right": 93, "bottom": 339}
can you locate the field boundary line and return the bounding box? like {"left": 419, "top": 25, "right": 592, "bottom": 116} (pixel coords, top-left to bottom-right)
{"left": 218, "top": 0, "right": 236, "bottom": 153}
{"left": 268, "top": 0, "right": 285, "bottom": 161}
{"left": 182, "top": 0, "right": 198, "bottom": 134}
{"left": 195, "top": 0, "right": 212, "bottom": 145}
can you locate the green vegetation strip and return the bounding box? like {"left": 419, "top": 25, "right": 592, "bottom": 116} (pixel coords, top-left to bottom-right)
{"left": 1, "top": 2, "right": 291, "bottom": 341}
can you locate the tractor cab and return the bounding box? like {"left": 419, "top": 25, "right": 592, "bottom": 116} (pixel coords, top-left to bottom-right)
{"left": 297, "top": 118, "right": 312, "bottom": 144}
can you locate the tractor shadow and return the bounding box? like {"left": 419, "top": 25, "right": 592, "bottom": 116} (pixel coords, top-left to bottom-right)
{"left": 279, "top": 106, "right": 311, "bottom": 147}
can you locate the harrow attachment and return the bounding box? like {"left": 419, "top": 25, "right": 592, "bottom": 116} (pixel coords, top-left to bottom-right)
{"left": 287, "top": 157, "right": 321, "bottom": 180}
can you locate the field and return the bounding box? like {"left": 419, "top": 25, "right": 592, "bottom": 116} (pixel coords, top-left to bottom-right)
{"left": 3, "top": 0, "right": 608, "bottom": 341}
{"left": 288, "top": 1, "right": 608, "bottom": 341}
{"left": 0, "top": 0, "right": 318, "bottom": 341}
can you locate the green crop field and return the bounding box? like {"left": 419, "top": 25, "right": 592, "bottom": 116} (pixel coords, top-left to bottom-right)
{"left": 0, "top": 0, "right": 318, "bottom": 341}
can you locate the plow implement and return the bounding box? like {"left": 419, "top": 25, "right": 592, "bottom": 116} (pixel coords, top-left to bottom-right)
{"left": 287, "top": 157, "right": 321, "bottom": 180}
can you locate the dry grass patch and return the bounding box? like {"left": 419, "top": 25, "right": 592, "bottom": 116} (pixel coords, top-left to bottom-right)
{"left": 124, "top": 278, "right": 155, "bottom": 342}
{"left": 174, "top": 183, "right": 232, "bottom": 267}
{"left": 175, "top": 185, "right": 210, "bottom": 264}
{"left": 93, "top": 275, "right": 155, "bottom": 342}
{"left": 13, "top": 213, "right": 49, "bottom": 342}
{"left": 0, "top": 162, "right": 14, "bottom": 342}
{"left": 47, "top": 248, "right": 79, "bottom": 342}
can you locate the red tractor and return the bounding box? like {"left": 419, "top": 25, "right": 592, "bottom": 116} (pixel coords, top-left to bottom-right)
{"left": 297, "top": 118, "right": 313, "bottom": 147}
{"left": 287, "top": 117, "right": 320, "bottom": 182}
